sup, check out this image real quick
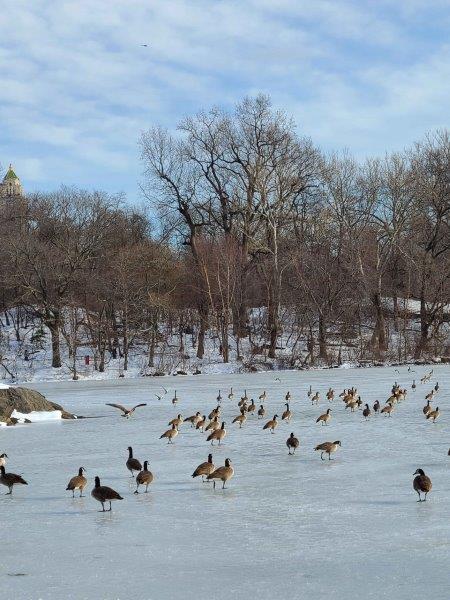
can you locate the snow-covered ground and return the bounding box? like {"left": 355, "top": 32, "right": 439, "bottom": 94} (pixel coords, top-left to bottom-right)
{"left": 1, "top": 366, "right": 449, "bottom": 600}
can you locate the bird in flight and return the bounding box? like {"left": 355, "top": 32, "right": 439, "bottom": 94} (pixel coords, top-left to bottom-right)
{"left": 106, "top": 403, "right": 147, "bottom": 418}
{"left": 141, "top": 44, "right": 149, "bottom": 47}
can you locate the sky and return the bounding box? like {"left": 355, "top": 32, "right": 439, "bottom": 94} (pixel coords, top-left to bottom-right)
{"left": 0, "top": 0, "right": 449, "bottom": 204}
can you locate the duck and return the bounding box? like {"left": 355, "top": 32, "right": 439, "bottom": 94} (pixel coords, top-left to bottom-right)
{"left": 362, "top": 404, "right": 371, "bottom": 420}
{"left": 381, "top": 404, "right": 394, "bottom": 417}
{"left": 192, "top": 454, "right": 215, "bottom": 482}
{"left": 314, "top": 441, "right": 341, "bottom": 461}
{"left": 257, "top": 405, "right": 266, "bottom": 419}
{"left": 373, "top": 400, "right": 380, "bottom": 414}
{"left": 91, "top": 476, "right": 123, "bottom": 511}
{"left": 160, "top": 424, "right": 179, "bottom": 444}
{"left": 426, "top": 407, "right": 440, "bottom": 423}
{"left": 286, "top": 433, "right": 299, "bottom": 455}
{"left": 206, "top": 422, "right": 227, "bottom": 445}
{"left": 263, "top": 414, "right": 279, "bottom": 433}
{"left": 413, "top": 468, "right": 432, "bottom": 502}
{"left": 66, "top": 467, "right": 87, "bottom": 497}
{"left": 184, "top": 412, "right": 201, "bottom": 427}
{"left": 134, "top": 461, "right": 153, "bottom": 494}
{"left": 206, "top": 458, "right": 234, "bottom": 489}
{"left": 422, "top": 400, "right": 432, "bottom": 416}
{"left": 282, "top": 403, "right": 292, "bottom": 423}
{"left": 232, "top": 412, "right": 247, "bottom": 428}
{"left": 196, "top": 415, "right": 207, "bottom": 432}
{"left": 326, "top": 388, "right": 334, "bottom": 402}
{"left": 105, "top": 402, "right": 147, "bottom": 418}
{"left": 126, "top": 447, "right": 142, "bottom": 476}
{"left": 0, "top": 466, "right": 28, "bottom": 495}
{"left": 316, "top": 408, "right": 332, "bottom": 425}
{"left": 168, "top": 414, "right": 183, "bottom": 428}
{"left": 0, "top": 453, "right": 7, "bottom": 468}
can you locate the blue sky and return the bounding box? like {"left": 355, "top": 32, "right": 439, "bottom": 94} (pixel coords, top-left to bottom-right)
{"left": 1, "top": 0, "right": 449, "bottom": 204}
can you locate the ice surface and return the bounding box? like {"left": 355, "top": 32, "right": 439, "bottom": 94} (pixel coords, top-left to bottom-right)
{"left": 10, "top": 409, "right": 62, "bottom": 423}
{"left": 1, "top": 366, "right": 449, "bottom": 599}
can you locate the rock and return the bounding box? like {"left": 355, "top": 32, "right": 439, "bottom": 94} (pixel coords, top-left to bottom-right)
{"left": 0, "top": 386, "right": 75, "bottom": 424}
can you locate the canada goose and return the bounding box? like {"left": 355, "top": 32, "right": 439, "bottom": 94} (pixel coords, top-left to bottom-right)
{"left": 362, "top": 404, "right": 371, "bottom": 420}
{"left": 238, "top": 401, "right": 248, "bottom": 413}
{"left": 285, "top": 391, "right": 291, "bottom": 402}
{"left": 263, "top": 415, "right": 279, "bottom": 433}
{"left": 241, "top": 390, "right": 248, "bottom": 402}
{"left": 0, "top": 466, "right": 28, "bottom": 495}
{"left": 425, "top": 390, "right": 435, "bottom": 401}
{"left": 172, "top": 391, "right": 178, "bottom": 405}
{"left": 0, "top": 453, "right": 8, "bottom": 468}
{"left": 311, "top": 392, "right": 320, "bottom": 405}
{"left": 206, "top": 458, "right": 234, "bottom": 489}
{"left": 238, "top": 397, "right": 247, "bottom": 408}
{"left": 314, "top": 441, "right": 341, "bottom": 461}
{"left": 413, "top": 468, "right": 432, "bottom": 502}
{"left": 434, "top": 382, "right": 439, "bottom": 392}
{"left": 282, "top": 403, "right": 292, "bottom": 423}
{"left": 286, "top": 433, "right": 299, "bottom": 455}
{"left": 91, "top": 476, "right": 123, "bottom": 511}
{"left": 381, "top": 404, "right": 394, "bottom": 417}
{"left": 184, "top": 412, "right": 201, "bottom": 427}
{"left": 207, "top": 422, "right": 227, "bottom": 445}
{"left": 160, "top": 424, "right": 179, "bottom": 444}
{"left": 205, "top": 416, "right": 220, "bottom": 432}
{"left": 345, "top": 400, "right": 358, "bottom": 412}
{"left": 426, "top": 407, "right": 440, "bottom": 423}
{"left": 134, "top": 461, "right": 153, "bottom": 494}
{"left": 192, "top": 454, "right": 215, "bottom": 482}
{"left": 412, "top": 380, "right": 416, "bottom": 390}
{"left": 247, "top": 400, "right": 256, "bottom": 413}
{"left": 105, "top": 402, "right": 147, "bottom": 418}
{"left": 66, "top": 467, "right": 87, "bottom": 497}
{"left": 126, "top": 447, "right": 142, "bottom": 476}
{"left": 259, "top": 390, "right": 267, "bottom": 402}
{"left": 228, "top": 388, "right": 234, "bottom": 401}
{"left": 232, "top": 413, "right": 247, "bottom": 428}
{"left": 196, "top": 415, "right": 207, "bottom": 432}
{"left": 307, "top": 385, "right": 312, "bottom": 398}
{"left": 217, "top": 390, "right": 222, "bottom": 403}
{"left": 316, "top": 408, "right": 332, "bottom": 425}
{"left": 169, "top": 414, "right": 183, "bottom": 427}
{"left": 257, "top": 405, "right": 266, "bottom": 419}
{"left": 326, "top": 388, "right": 334, "bottom": 402}
{"left": 423, "top": 400, "right": 432, "bottom": 416}
{"left": 373, "top": 400, "right": 380, "bottom": 414}
{"left": 208, "top": 406, "right": 221, "bottom": 421}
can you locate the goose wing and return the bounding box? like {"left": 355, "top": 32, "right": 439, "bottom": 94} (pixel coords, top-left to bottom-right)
{"left": 106, "top": 403, "right": 128, "bottom": 413}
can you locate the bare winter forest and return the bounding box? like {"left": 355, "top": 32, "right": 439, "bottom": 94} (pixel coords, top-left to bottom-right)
{"left": 1, "top": 96, "right": 449, "bottom": 380}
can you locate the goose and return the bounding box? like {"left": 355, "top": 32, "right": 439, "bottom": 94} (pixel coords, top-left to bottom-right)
{"left": 282, "top": 403, "right": 292, "bottom": 423}
{"left": 168, "top": 414, "right": 183, "bottom": 428}
{"left": 206, "top": 458, "right": 234, "bottom": 489}
{"left": 259, "top": 390, "right": 267, "bottom": 402}
{"left": 160, "top": 424, "right": 179, "bottom": 444}
{"left": 205, "top": 416, "right": 220, "bottom": 432}
{"left": 413, "top": 468, "right": 432, "bottom": 502}
{"left": 286, "top": 433, "right": 299, "bottom": 455}
{"left": 208, "top": 406, "right": 221, "bottom": 421}
{"left": 0, "top": 466, "right": 27, "bottom": 495}
{"left": 425, "top": 390, "right": 435, "bottom": 401}
{"left": 307, "top": 385, "right": 313, "bottom": 398}
{"left": 217, "top": 390, "right": 222, "bottom": 403}
{"left": 381, "top": 404, "right": 394, "bottom": 417}
{"left": 184, "top": 412, "right": 201, "bottom": 427}
{"left": 241, "top": 390, "right": 248, "bottom": 402}
{"left": 228, "top": 388, "right": 234, "bottom": 401}
{"left": 105, "top": 402, "right": 147, "bottom": 418}
{"left": 311, "top": 392, "right": 320, "bottom": 405}
{"left": 247, "top": 400, "right": 256, "bottom": 414}
{"left": 412, "top": 380, "right": 416, "bottom": 390}
{"left": 126, "top": 447, "right": 142, "bottom": 477}
{"left": 285, "top": 391, "right": 291, "bottom": 402}
{"left": 362, "top": 404, "right": 371, "bottom": 420}
{"left": 91, "top": 476, "right": 123, "bottom": 511}
{"left": 434, "top": 382, "right": 439, "bottom": 392}
{"left": 316, "top": 408, "right": 331, "bottom": 425}
{"left": 426, "top": 407, "right": 440, "bottom": 423}
{"left": 66, "top": 467, "right": 87, "bottom": 497}
{"left": 207, "top": 422, "right": 227, "bottom": 445}
{"left": 232, "top": 412, "right": 247, "bottom": 428}
{"left": 373, "top": 400, "right": 380, "bottom": 414}
{"left": 345, "top": 400, "right": 358, "bottom": 412}
{"left": 196, "top": 415, "right": 207, "bottom": 432}
{"left": 257, "top": 405, "right": 266, "bottom": 419}
{"left": 0, "top": 453, "right": 7, "bottom": 468}
{"left": 263, "top": 415, "right": 279, "bottom": 433}
{"left": 326, "top": 388, "right": 334, "bottom": 402}
{"left": 192, "top": 454, "right": 215, "bottom": 482}
{"left": 422, "top": 400, "right": 432, "bottom": 416}
{"left": 314, "top": 441, "right": 341, "bottom": 461}
{"left": 238, "top": 397, "right": 247, "bottom": 408}
{"left": 172, "top": 391, "right": 178, "bottom": 405}
{"left": 134, "top": 461, "right": 153, "bottom": 494}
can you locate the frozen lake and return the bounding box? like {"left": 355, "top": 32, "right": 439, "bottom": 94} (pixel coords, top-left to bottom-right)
{"left": 1, "top": 366, "right": 449, "bottom": 599}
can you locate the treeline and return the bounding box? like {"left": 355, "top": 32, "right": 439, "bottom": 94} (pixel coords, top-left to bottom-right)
{"left": 1, "top": 95, "right": 449, "bottom": 372}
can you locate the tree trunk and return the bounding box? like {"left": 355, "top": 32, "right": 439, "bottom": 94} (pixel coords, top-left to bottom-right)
{"left": 318, "top": 313, "right": 328, "bottom": 360}
{"left": 47, "top": 319, "right": 62, "bottom": 368}
{"left": 197, "top": 303, "right": 208, "bottom": 359}
{"left": 371, "top": 292, "right": 388, "bottom": 355}
{"left": 414, "top": 294, "right": 430, "bottom": 358}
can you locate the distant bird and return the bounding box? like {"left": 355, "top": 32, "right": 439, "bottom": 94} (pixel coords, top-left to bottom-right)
{"left": 263, "top": 414, "right": 279, "bottom": 433}
{"left": 314, "top": 441, "right": 341, "bottom": 461}
{"left": 91, "top": 476, "right": 123, "bottom": 511}
{"left": 66, "top": 467, "right": 87, "bottom": 497}
{"left": 423, "top": 400, "right": 432, "bottom": 416}
{"left": 228, "top": 387, "right": 234, "bottom": 401}
{"left": 206, "top": 458, "right": 234, "bottom": 489}
{"left": 207, "top": 422, "right": 226, "bottom": 446}
{"left": 326, "top": 388, "right": 334, "bottom": 402}
{"left": 141, "top": 44, "right": 149, "bottom": 47}
{"left": 362, "top": 404, "right": 371, "bottom": 420}
{"left": 192, "top": 454, "right": 215, "bottom": 482}
{"left": 307, "top": 385, "right": 312, "bottom": 398}
{"left": 217, "top": 390, "right": 222, "bottom": 403}
{"left": 275, "top": 377, "right": 281, "bottom": 383}
{"left": 259, "top": 390, "right": 267, "bottom": 402}
{"left": 172, "top": 391, "right": 178, "bottom": 405}
{"left": 425, "top": 389, "right": 435, "bottom": 401}
{"left": 134, "top": 461, "right": 153, "bottom": 494}
{"left": 286, "top": 433, "right": 299, "bottom": 455}
{"left": 126, "top": 447, "right": 142, "bottom": 476}
{"left": 160, "top": 424, "right": 179, "bottom": 444}
{"left": 316, "top": 408, "right": 332, "bottom": 426}
{"left": 0, "top": 466, "right": 28, "bottom": 495}
{"left": 411, "top": 380, "right": 416, "bottom": 390}
{"left": 241, "top": 390, "right": 248, "bottom": 402}
{"left": 0, "top": 453, "right": 7, "bottom": 468}
{"left": 434, "top": 382, "right": 439, "bottom": 392}
{"left": 311, "top": 392, "right": 320, "bottom": 405}
{"left": 426, "top": 407, "right": 440, "bottom": 423}
{"left": 282, "top": 403, "right": 292, "bottom": 423}
{"left": 285, "top": 391, "right": 291, "bottom": 402}
{"left": 373, "top": 400, "right": 380, "bottom": 414}
{"left": 106, "top": 402, "right": 147, "bottom": 418}
{"left": 413, "top": 469, "right": 432, "bottom": 502}
{"left": 257, "top": 405, "right": 266, "bottom": 419}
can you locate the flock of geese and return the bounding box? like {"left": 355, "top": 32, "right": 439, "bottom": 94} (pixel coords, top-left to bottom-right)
{"left": 0, "top": 368, "right": 445, "bottom": 509}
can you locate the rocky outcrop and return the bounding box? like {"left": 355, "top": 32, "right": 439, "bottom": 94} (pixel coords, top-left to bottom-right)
{"left": 0, "top": 386, "right": 75, "bottom": 425}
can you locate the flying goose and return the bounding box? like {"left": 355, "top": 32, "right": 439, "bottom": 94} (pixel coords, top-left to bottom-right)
{"left": 206, "top": 458, "right": 234, "bottom": 489}
{"left": 106, "top": 402, "right": 147, "bottom": 418}
{"left": 0, "top": 466, "right": 28, "bottom": 495}
{"left": 160, "top": 424, "right": 179, "bottom": 444}
{"left": 66, "top": 467, "right": 87, "bottom": 497}
{"left": 413, "top": 469, "right": 432, "bottom": 502}
{"left": 134, "top": 461, "right": 153, "bottom": 494}
{"left": 206, "top": 422, "right": 227, "bottom": 445}
{"left": 316, "top": 408, "right": 331, "bottom": 425}
{"left": 286, "top": 433, "right": 299, "bottom": 455}
{"left": 314, "top": 440, "right": 341, "bottom": 461}
{"left": 126, "top": 447, "right": 142, "bottom": 476}
{"left": 91, "top": 476, "right": 123, "bottom": 511}
{"left": 192, "top": 454, "right": 215, "bottom": 482}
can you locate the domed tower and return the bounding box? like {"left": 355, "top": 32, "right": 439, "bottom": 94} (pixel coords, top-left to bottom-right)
{"left": 0, "top": 164, "right": 24, "bottom": 198}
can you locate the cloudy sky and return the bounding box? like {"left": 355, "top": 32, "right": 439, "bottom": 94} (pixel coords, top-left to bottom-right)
{"left": 1, "top": 0, "right": 449, "bottom": 202}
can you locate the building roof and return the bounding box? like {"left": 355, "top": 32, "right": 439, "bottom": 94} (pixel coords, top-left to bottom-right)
{"left": 3, "top": 165, "right": 19, "bottom": 181}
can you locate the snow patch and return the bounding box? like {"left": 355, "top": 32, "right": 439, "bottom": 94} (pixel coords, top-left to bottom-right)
{"left": 0, "top": 382, "right": 10, "bottom": 389}
{"left": 10, "top": 409, "right": 62, "bottom": 423}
